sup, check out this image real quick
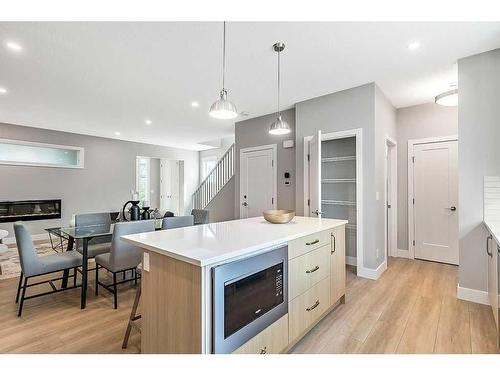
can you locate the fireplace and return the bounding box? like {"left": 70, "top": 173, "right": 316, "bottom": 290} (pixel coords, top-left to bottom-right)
{"left": 0, "top": 200, "right": 62, "bottom": 223}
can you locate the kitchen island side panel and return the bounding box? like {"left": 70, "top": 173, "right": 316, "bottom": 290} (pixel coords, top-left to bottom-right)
{"left": 142, "top": 251, "right": 202, "bottom": 354}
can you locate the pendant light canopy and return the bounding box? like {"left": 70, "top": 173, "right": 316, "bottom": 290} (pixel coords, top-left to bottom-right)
{"left": 209, "top": 22, "right": 238, "bottom": 120}
{"left": 435, "top": 88, "right": 458, "bottom": 107}
{"left": 269, "top": 42, "right": 291, "bottom": 135}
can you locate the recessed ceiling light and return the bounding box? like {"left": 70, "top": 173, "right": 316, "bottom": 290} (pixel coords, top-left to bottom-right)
{"left": 191, "top": 101, "right": 199, "bottom": 108}
{"left": 145, "top": 119, "right": 152, "bottom": 125}
{"left": 407, "top": 41, "right": 421, "bottom": 51}
{"left": 114, "top": 131, "right": 121, "bottom": 136}
{"left": 6, "top": 41, "right": 23, "bottom": 52}
{"left": 0, "top": 87, "right": 7, "bottom": 95}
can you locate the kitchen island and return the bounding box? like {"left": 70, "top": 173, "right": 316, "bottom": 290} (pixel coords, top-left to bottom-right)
{"left": 123, "top": 216, "right": 347, "bottom": 354}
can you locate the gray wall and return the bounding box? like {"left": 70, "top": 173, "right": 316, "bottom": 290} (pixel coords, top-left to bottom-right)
{"left": 0, "top": 122, "right": 199, "bottom": 238}
{"left": 295, "top": 83, "right": 379, "bottom": 269}
{"left": 234, "top": 108, "right": 296, "bottom": 218}
{"left": 458, "top": 48, "right": 500, "bottom": 292}
{"left": 204, "top": 177, "right": 236, "bottom": 223}
{"left": 395, "top": 103, "right": 458, "bottom": 250}
{"left": 374, "top": 85, "right": 397, "bottom": 264}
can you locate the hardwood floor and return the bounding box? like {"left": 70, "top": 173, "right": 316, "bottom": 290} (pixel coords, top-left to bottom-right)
{"left": 291, "top": 257, "right": 500, "bottom": 354}
{"left": 0, "top": 256, "right": 497, "bottom": 354}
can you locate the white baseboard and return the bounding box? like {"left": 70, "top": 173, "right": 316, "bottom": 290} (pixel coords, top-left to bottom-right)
{"left": 395, "top": 248, "right": 409, "bottom": 258}
{"left": 4, "top": 233, "right": 49, "bottom": 245}
{"left": 357, "top": 259, "right": 387, "bottom": 280}
{"left": 457, "top": 284, "right": 490, "bottom": 305}
{"left": 345, "top": 256, "right": 357, "bottom": 266}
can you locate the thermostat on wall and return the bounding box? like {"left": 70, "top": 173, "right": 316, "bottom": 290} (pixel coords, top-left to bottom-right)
{"left": 283, "top": 140, "right": 294, "bottom": 149}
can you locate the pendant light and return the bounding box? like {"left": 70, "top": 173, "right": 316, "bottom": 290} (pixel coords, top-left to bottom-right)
{"left": 269, "top": 42, "right": 291, "bottom": 135}
{"left": 209, "top": 22, "right": 238, "bottom": 120}
{"left": 435, "top": 88, "right": 458, "bottom": 106}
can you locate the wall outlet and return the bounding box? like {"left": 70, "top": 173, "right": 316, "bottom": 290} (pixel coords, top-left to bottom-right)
{"left": 376, "top": 248, "right": 379, "bottom": 258}
{"left": 376, "top": 191, "right": 380, "bottom": 201}
{"left": 143, "top": 252, "right": 150, "bottom": 272}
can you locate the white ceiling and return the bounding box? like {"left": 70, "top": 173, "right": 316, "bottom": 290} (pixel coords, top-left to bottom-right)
{"left": 0, "top": 22, "right": 499, "bottom": 150}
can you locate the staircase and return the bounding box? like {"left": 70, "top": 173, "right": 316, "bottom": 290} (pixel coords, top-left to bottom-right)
{"left": 192, "top": 144, "right": 235, "bottom": 210}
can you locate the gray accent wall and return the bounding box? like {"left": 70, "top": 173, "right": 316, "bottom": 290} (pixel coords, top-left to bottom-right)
{"left": 396, "top": 103, "right": 458, "bottom": 250}
{"left": 0, "top": 122, "right": 199, "bottom": 238}
{"left": 458, "top": 48, "right": 500, "bottom": 292}
{"left": 204, "top": 177, "right": 236, "bottom": 223}
{"left": 234, "top": 108, "right": 296, "bottom": 218}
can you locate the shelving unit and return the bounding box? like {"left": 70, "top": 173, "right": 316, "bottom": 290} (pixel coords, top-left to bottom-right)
{"left": 321, "top": 136, "right": 357, "bottom": 264}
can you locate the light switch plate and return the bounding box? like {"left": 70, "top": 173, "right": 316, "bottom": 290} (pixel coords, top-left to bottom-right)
{"left": 143, "top": 252, "right": 150, "bottom": 272}
{"left": 283, "top": 140, "right": 294, "bottom": 148}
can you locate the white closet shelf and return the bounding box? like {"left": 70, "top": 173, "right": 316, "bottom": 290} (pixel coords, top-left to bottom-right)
{"left": 322, "top": 200, "right": 356, "bottom": 206}
{"left": 322, "top": 156, "right": 356, "bottom": 162}
{"left": 322, "top": 178, "right": 356, "bottom": 183}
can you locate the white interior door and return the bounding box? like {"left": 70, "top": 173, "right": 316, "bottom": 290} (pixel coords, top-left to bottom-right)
{"left": 413, "top": 140, "right": 458, "bottom": 265}
{"left": 160, "top": 159, "right": 180, "bottom": 215}
{"left": 240, "top": 146, "right": 276, "bottom": 218}
{"left": 308, "top": 131, "right": 322, "bottom": 217}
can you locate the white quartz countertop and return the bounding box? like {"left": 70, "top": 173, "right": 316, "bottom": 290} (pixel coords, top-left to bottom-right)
{"left": 122, "top": 216, "right": 347, "bottom": 267}
{"left": 484, "top": 220, "right": 500, "bottom": 245}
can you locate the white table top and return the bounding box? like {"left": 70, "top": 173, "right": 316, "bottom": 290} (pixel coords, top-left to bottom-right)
{"left": 484, "top": 220, "right": 500, "bottom": 245}
{"left": 122, "top": 216, "right": 348, "bottom": 267}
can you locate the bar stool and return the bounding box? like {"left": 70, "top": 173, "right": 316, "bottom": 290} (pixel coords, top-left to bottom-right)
{"left": 122, "top": 267, "right": 141, "bottom": 349}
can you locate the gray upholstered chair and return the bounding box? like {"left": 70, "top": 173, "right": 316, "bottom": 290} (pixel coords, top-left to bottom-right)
{"left": 95, "top": 220, "right": 155, "bottom": 309}
{"left": 191, "top": 209, "right": 209, "bottom": 225}
{"left": 161, "top": 215, "right": 194, "bottom": 230}
{"left": 74, "top": 212, "right": 112, "bottom": 258}
{"left": 13, "top": 222, "right": 82, "bottom": 317}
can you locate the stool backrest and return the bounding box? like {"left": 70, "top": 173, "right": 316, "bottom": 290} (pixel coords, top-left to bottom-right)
{"left": 191, "top": 209, "right": 209, "bottom": 225}
{"left": 161, "top": 215, "right": 194, "bottom": 230}
{"left": 109, "top": 220, "right": 155, "bottom": 269}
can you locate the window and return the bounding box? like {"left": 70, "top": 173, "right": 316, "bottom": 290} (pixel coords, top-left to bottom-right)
{"left": 136, "top": 157, "right": 150, "bottom": 206}
{"left": 0, "top": 138, "right": 84, "bottom": 168}
{"left": 202, "top": 156, "right": 217, "bottom": 180}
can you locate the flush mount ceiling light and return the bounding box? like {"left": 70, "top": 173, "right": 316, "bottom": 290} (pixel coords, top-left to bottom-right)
{"left": 435, "top": 88, "right": 458, "bottom": 106}
{"left": 269, "top": 42, "right": 291, "bottom": 136}
{"left": 209, "top": 22, "right": 237, "bottom": 120}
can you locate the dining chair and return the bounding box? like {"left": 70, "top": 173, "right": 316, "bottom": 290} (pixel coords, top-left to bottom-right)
{"left": 94, "top": 220, "right": 155, "bottom": 309}
{"left": 13, "top": 222, "right": 82, "bottom": 317}
{"left": 0, "top": 229, "right": 8, "bottom": 275}
{"left": 191, "top": 209, "right": 209, "bottom": 225}
{"left": 161, "top": 215, "right": 194, "bottom": 230}
{"left": 74, "top": 212, "right": 112, "bottom": 258}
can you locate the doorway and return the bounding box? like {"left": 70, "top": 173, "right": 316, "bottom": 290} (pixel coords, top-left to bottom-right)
{"left": 160, "top": 159, "right": 184, "bottom": 216}
{"left": 385, "top": 137, "right": 397, "bottom": 261}
{"left": 239, "top": 144, "right": 277, "bottom": 219}
{"left": 408, "top": 136, "right": 458, "bottom": 265}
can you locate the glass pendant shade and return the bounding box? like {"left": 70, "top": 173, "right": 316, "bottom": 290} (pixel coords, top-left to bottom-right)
{"left": 435, "top": 89, "right": 458, "bottom": 106}
{"left": 269, "top": 114, "right": 291, "bottom": 135}
{"left": 209, "top": 89, "right": 238, "bottom": 119}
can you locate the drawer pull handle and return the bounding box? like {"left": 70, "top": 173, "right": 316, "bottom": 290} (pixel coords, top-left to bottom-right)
{"left": 306, "top": 300, "right": 320, "bottom": 311}
{"left": 306, "top": 265, "right": 320, "bottom": 274}
{"left": 487, "top": 235, "right": 493, "bottom": 257}
{"left": 331, "top": 233, "right": 336, "bottom": 254}
{"left": 260, "top": 346, "right": 267, "bottom": 354}
{"left": 306, "top": 239, "right": 320, "bottom": 246}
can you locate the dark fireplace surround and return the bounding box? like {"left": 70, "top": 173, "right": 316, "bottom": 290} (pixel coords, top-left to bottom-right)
{"left": 0, "top": 200, "right": 62, "bottom": 223}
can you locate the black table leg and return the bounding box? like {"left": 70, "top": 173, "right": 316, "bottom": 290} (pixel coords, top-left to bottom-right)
{"left": 81, "top": 237, "right": 88, "bottom": 309}
{"left": 61, "top": 236, "right": 75, "bottom": 289}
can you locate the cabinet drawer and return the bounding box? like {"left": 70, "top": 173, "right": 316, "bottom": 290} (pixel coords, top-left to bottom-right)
{"left": 289, "top": 245, "right": 330, "bottom": 300}
{"left": 289, "top": 277, "right": 331, "bottom": 343}
{"left": 288, "top": 230, "right": 330, "bottom": 259}
{"left": 232, "top": 314, "right": 289, "bottom": 354}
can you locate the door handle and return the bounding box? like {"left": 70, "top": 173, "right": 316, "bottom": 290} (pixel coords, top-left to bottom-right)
{"left": 312, "top": 209, "right": 323, "bottom": 216}
{"left": 487, "top": 235, "right": 493, "bottom": 257}
{"left": 242, "top": 202, "right": 248, "bottom": 207}
{"left": 449, "top": 206, "right": 457, "bottom": 211}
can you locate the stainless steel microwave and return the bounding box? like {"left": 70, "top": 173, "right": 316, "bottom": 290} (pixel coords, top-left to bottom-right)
{"left": 212, "top": 245, "right": 288, "bottom": 354}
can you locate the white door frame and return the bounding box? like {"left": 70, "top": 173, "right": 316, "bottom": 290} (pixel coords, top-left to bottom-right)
{"left": 407, "top": 135, "right": 458, "bottom": 259}
{"left": 303, "top": 128, "right": 363, "bottom": 272}
{"left": 239, "top": 144, "right": 277, "bottom": 219}
{"left": 384, "top": 136, "right": 397, "bottom": 260}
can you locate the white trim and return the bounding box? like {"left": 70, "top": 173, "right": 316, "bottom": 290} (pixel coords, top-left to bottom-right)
{"left": 4, "top": 232, "right": 49, "bottom": 245}
{"left": 303, "top": 128, "right": 363, "bottom": 275}
{"left": 407, "top": 135, "right": 459, "bottom": 260}
{"left": 357, "top": 259, "right": 387, "bottom": 280}
{"left": 395, "top": 248, "right": 409, "bottom": 258}
{"left": 457, "top": 284, "right": 489, "bottom": 305}
{"left": 384, "top": 136, "right": 398, "bottom": 262}
{"left": 345, "top": 256, "right": 357, "bottom": 266}
{"left": 0, "top": 138, "right": 84, "bottom": 169}
{"left": 239, "top": 144, "right": 278, "bottom": 219}
{"left": 136, "top": 156, "right": 151, "bottom": 205}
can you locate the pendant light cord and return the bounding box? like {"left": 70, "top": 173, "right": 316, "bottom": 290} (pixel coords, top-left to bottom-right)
{"left": 222, "top": 21, "right": 226, "bottom": 91}
{"left": 277, "top": 47, "right": 280, "bottom": 116}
